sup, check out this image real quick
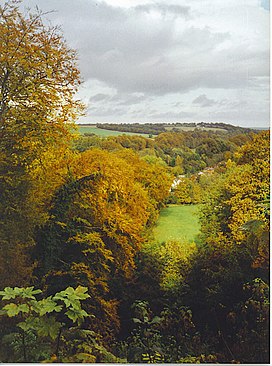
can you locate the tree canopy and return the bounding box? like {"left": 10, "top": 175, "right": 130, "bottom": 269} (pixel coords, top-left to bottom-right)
{"left": 0, "top": 0, "right": 83, "bottom": 287}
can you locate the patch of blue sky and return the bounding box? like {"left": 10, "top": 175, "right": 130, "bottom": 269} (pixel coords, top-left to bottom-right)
{"left": 261, "top": 0, "right": 270, "bottom": 11}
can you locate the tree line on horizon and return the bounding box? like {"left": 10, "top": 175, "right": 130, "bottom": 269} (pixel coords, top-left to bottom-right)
{"left": 95, "top": 122, "right": 256, "bottom": 135}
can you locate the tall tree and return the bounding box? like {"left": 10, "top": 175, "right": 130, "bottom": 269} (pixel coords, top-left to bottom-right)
{"left": 0, "top": 0, "right": 83, "bottom": 287}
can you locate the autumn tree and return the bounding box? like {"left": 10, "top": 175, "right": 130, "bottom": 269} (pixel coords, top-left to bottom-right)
{"left": 114, "top": 149, "right": 173, "bottom": 217}
{"left": 201, "top": 131, "right": 270, "bottom": 250}
{"left": 0, "top": 0, "right": 83, "bottom": 287}
{"left": 34, "top": 149, "right": 150, "bottom": 339}
{"left": 32, "top": 147, "right": 172, "bottom": 341}
{"left": 171, "top": 177, "right": 202, "bottom": 204}
{"left": 178, "top": 131, "right": 270, "bottom": 362}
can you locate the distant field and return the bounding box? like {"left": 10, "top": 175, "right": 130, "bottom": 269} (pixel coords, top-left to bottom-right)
{"left": 165, "top": 126, "right": 227, "bottom": 133}
{"left": 77, "top": 125, "right": 150, "bottom": 137}
{"left": 153, "top": 204, "right": 201, "bottom": 244}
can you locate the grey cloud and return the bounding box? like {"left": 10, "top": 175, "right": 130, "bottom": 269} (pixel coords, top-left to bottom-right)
{"left": 88, "top": 105, "right": 125, "bottom": 117}
{"left": 193, "top": 94, "right": 217, "bottom": 107}
{"left": 22, "top": 0, "right": 268, "bottom": 96}
{"left": 89, "top": 93, "right": 110, "bottom": 102}
{"left": 90, "top": 92, "right": 151, "bottom": 106}
{"left": 147, "top": 110, "right": 194, "bottom": 120}
{"left": 20, "top": 0, "right": 269, "bottom": 126}
{"left": 112, "top": 94, "right": 148, "bottom": 106}
{"left": 193, "top": 97, "right": 249, "bottom": 110}
{"left": 79, "top": 30, "right": 267, "bottom": 96}
{"left": 180, "top": 26, "right": 230, "bottom": 52}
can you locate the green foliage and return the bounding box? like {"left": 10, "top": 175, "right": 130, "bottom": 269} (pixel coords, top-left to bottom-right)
{"left": 228, "top": 278, "right": 270, "bottom": 363}
{"left": 200, "top": 131, "right": 270, "bottom": 261}
{"left": 178, "top": 354, "right": 218, "bottom": 363}
{"left": 170, "top": 177, "right": 202, "bottom": 204}
{"left": 59, "top": 328, "right": 124, "bottom": 363}
{"left": 1, "top": 330, "right": 51, "bottom": 363}
{"left": 76, "top": 125, "right": 253, "bottom": 176}
{"left": 96, "top": 122, "right": 252, "bottom": 136}
{"left": 125, "top": 301, "right": 164, "bottom": 363}
{"left": 171, "top": 133, "right": 270, "bottom": 363}
{"left": 121, "top": 130, "right": 269, "bottom": 364}
{"left": 0, "top": 286, "right": 42, "bottom": 300}
{"left": 53, "top": 286, "right": 90, "bottom": 319}
{"left": 120, "top": 300, "right": 212, "bottom": 363}
{"left": 142, "top": 351, "right": 164, "bottom": 363}
{"left": 157, "top": 241, "right": 196, "bottom": 291}
{"left": 2, "top": 303, "right": 29, "bottom": 317}
{"left": 0, "top": 286, "right": 91, "bottom": 362}
{"left": 79, "top": 125, "right": 151, "bottom": 137}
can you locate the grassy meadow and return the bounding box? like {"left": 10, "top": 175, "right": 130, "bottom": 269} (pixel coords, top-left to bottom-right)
{"left": 77, "top": 125, "right": 150, "bottom": 137}
{"left": 165, "top": 126, "right": 227, "bottom": 133}
{"left": 153, "top": 204, "right": 201, "bottom": 244}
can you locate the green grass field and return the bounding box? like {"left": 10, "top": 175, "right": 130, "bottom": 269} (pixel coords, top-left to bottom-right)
{"left": 165, "top": 126, "right": 227, "bottom": 133}
{"left": 153, "top": 204, "right": 201, "bottom": 244}
{"left": 77, "top": 125, "right": 150, "bottom": 137}
{"left": 77, "top": 125, "right": 227, "bottom": 137}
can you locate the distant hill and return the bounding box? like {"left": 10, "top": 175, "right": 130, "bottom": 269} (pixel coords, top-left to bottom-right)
{"left": 89, "top": 122, "right": 258, "bottom": 135}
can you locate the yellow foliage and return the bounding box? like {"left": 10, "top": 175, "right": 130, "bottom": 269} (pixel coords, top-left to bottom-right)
{"left": 201, "top": 131, "right": 270, "bottom": 268}
{"left": 157, "top": 240, "right": 196, "bottom": 291}
{"left": 0, "top": 2, "right": 83, "bottom": 287}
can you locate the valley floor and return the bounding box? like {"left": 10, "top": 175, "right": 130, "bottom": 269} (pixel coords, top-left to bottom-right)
{"left": 153, "top": 204, "right": 201, "bottom": 244}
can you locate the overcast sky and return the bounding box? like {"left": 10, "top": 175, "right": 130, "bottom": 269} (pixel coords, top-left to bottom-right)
{"left": 21, "top": 0, "right": 269, "bottom": 127}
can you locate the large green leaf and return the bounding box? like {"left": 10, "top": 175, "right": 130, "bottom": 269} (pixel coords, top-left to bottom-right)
{"left": 0, "top": 286, "right": 42, "bottom": 301}
{"left": 0, "top": 287, "right": 22, "bottom": 300}
{"left": 36, "top": 316, "right": 62, "bottom": 340}
{"left": 74, "top": 286, "right": 90, "bottom": 300}
{"left": 34, "top": 297, "right": 63, "bottom": 316}
{"left": 20, "top": 287, "right": 42, "bottom": 299}
{"left": 53, "top": 286, "right": 90, "bottom": 310}
{"left": 18, "top": 317, "right": 39, "bottom": 331}
{"left": 3, "top": 303, "right": 29, "bottom": 317}
{"left": 53, "top": 294, "right": 80, "bottom": 309}
{"left": 65, "top": 308, "right": 89, "bottom": 324}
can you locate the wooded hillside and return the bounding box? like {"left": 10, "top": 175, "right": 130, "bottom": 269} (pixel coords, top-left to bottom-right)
{"left": 0, "top": 2, "right": 269, "bottom": 363}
